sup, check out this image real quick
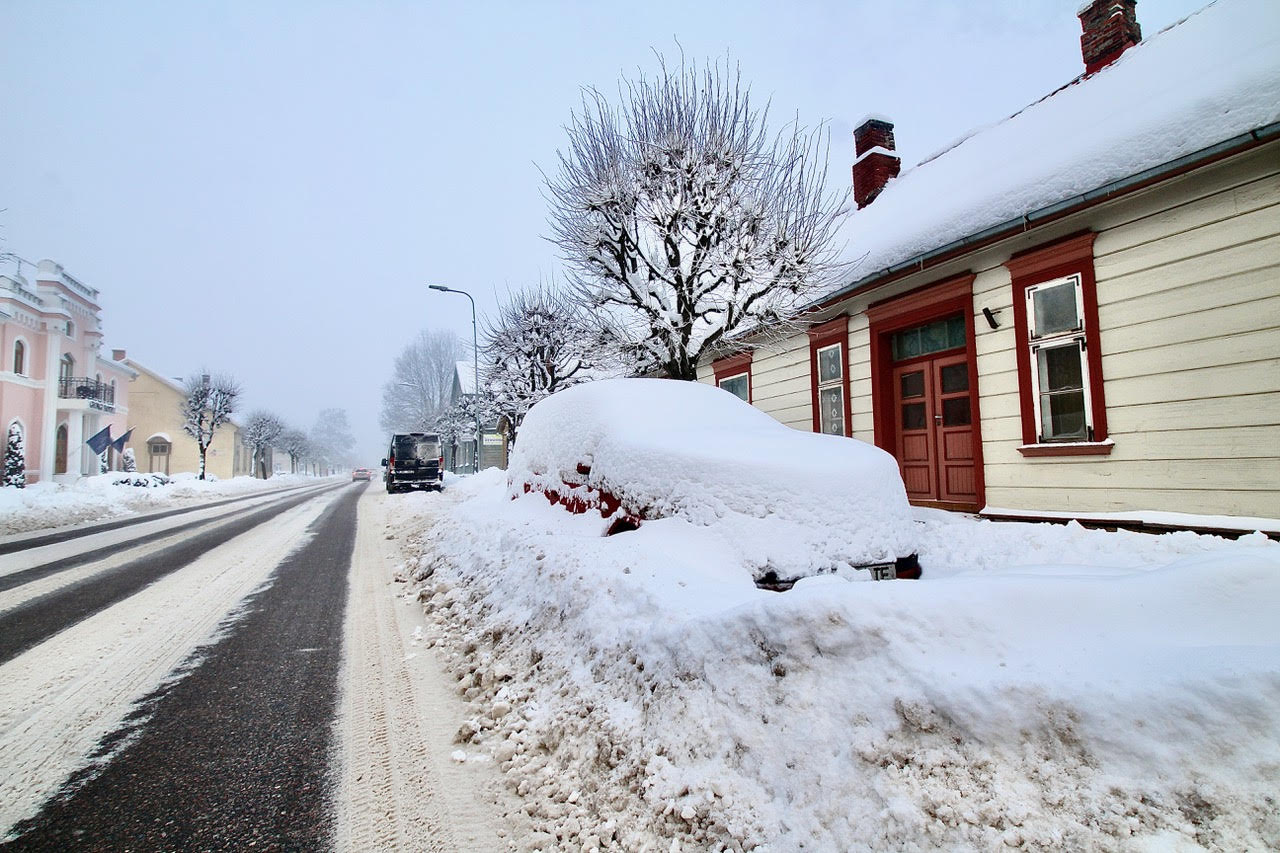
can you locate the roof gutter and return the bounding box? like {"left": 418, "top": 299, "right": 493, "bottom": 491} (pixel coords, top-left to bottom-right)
{"left": 815, "top": 120, "right": 1280, "bottom": 311}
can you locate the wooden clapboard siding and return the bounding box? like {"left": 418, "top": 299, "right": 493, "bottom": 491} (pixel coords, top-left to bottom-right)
{"left": 980, "top": 143, "right": 1280, "bottom": 518}
{"left": 983, "top": 486, "right": 1270, "bottom": 518}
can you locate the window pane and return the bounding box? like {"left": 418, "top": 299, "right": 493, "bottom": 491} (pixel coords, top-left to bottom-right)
{"left": 1037, "top": 343, "right": 1083, "bottom": 393}
{"left": 898, "top": 329, "right": 921, "bottom": 360}
{"left": 942, "top": 397, "right": 971, "bottom": 426}
{"left": 901, "top": 402, "right": 926, "bottom": 430}
{"left": 919, "top": 320, "right": 949, "bottom": 354}
{"left": 819, "top": 387, "right": 844, "bottom": 435}
{"left": 719, "top": 374, "right": 749, "bottom": 401}
{"left": 1040, "top": 390, "right": 1087, "bottom": 440}
{"left": 940, "top": 363, "right": 968, "bottom": 393}
{"left": 817, "top": 345, "right": 842, "bottom": 383}
{"left": 892, "top": 317, "right": 965, "bottom": 362}
{"left": 1032, "top": 279, "right": 1080, "bottom": 337}
{"left": 899, "top": 371, "right": 925, "bottom": 399}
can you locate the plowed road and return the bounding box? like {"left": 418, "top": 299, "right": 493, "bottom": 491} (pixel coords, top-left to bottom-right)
{"left": 0, "top": 481, "right": 512, "bottom": 851}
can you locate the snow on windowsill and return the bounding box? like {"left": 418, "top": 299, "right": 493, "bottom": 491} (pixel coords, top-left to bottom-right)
{"left": 1018, "top": 439, "right": 1114, "bottom": 456}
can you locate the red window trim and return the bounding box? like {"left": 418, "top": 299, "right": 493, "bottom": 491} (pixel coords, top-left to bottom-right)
{"left": 712, "top": 351, "right": 753, "bottom": 403}
{"left": 807, "top": 315, "right": 851, "bottom": 436}
{"left": 1006, "top": 231, "right": 1108, "bottom": 455}
{"left": 866, "top": 273, "right": 985, "bottom": 509}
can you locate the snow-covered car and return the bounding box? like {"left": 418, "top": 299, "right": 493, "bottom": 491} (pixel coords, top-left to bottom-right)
{"left": 351, "top": 467, "right": 373, "bottom": 481}
{"left": 509, "top": 378, "right": 920, "bottom": 586}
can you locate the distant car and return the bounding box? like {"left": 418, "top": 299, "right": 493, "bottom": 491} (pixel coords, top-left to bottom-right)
{"left": 382, "top": 432, "right": 445, "bottom": 493}
{"left": 351, "top": 467, "right": 373, "bottom": 481}
{"left": 509, "top": 378, "right": 920, "bottom": 587}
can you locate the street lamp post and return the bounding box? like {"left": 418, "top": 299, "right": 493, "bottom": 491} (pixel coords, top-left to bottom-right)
{"left": 428, "top": 284, "right": 481, "bottom": 474}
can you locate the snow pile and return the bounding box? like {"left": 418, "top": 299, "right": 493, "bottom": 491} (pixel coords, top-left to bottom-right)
{"left": 0, "top": 473, "right": 320, "bottom": 536}
{"left": 840, "top": 0, "right": 1280, "bottom": 282}
{"left": 510, "top": 378, "right": 916, "bottom": 581}
{"left": 411, "top": 471, "right": 1280, "bottom": 851}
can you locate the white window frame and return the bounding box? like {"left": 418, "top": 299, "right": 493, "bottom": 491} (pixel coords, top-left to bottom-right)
{"left": 1026, "top": 274, "right": 1095, "bottom": 442}
{"left": 717, "top": 371, "right": 750, "bottom": 402}
{"left": 816, "top": 343, "right": 845, "bottom": 436}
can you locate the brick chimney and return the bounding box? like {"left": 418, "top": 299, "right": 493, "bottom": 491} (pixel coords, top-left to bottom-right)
{"left": 1079, "top": 0, "right": 1141, "bottom": 75}
{"left": 852, "top": 116, "right": 901, "bottom": 209}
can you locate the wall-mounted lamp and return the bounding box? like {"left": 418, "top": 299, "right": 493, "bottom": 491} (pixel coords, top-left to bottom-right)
{"left": 982, "top": 307, "right": 1002, "bottom": 330}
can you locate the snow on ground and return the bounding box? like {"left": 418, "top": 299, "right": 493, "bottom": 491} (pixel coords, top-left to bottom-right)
{"left": 0, "top": 473, "right": 322, "bottom": 537}
{"left": 404, "top": 471, "right": 1280, "bottom": 851}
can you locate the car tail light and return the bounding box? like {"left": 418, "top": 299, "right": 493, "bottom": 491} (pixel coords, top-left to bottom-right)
{"left": 389, "top": 455, "right": 394, "bottom": 469}
{"left": 439, "top": 455, "right": 444, "bottom": 470}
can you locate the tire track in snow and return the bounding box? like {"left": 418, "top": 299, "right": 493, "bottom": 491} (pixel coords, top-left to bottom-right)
{"left": 0, "top": 488, "right": 340, "bottom": 839}
{"left": 332, "top": 487, "right": 517, "bottom": 852}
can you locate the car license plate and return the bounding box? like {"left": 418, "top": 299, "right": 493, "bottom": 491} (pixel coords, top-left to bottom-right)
{"left": 868, "top": 564, "right": 896, "bottom": 581}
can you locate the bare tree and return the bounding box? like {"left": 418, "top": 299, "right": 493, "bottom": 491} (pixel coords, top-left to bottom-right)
{"left": 180, "top": 371, "right": 240, "bottom": 480}
{"left": 311, "top": 408, "right": 356, "bottom": 472}
{"left": 482, "top": 283, "right": 600, "bottom": 442}
{"left": 242, "top": 410, "right": 284, "bottom": 478}
{"left": 279, "top": 427, "right": 310, "bottom": 474}
{"left": 380, "top": 330, "right": 467, "bottom": 433}
{"left": 545, "top": 54, "right": 847, "bottom": 380}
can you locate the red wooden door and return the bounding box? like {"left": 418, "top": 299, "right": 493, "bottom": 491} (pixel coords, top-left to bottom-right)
{"left": 892, "top": 354, "right": 977, "bottom": 505}
{"left": 893, "top": 364, "right": 935, "bottom": 501}
{"left": 932, "top": 353, "right": 977, "bottom": 504}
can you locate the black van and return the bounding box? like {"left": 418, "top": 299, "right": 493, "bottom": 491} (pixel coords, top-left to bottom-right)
{"left": 382, "top": 433, "right": 444, "bottom": 493}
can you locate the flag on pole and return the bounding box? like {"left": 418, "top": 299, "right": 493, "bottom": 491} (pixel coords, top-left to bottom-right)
{"left": 86, "top": 425, "right": 113, "bottom": 455}
{"left": 110, "top": 428, "right": 134, "bottom": 454}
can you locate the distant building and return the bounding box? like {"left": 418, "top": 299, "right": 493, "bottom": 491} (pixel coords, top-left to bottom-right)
{"left": 442, "top": 359, "right": 508, "bottom": 473}
{"left": 122, "top": 357, "right": 252, "bottom": 480}
{"left": 1, "top": 259, "right": 135, "bottom": 482}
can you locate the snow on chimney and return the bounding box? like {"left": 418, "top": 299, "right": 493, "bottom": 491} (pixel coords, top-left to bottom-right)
{"left": 1079, "top": 0, "right": 1142, "bottom": 75}
{"left": 112, "top": 348, "right": 126, "bottom": 361}
{"left": 852, "top": 116, "right": 900, "bottom": 210}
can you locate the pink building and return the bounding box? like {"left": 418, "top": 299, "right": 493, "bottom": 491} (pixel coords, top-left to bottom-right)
{"left": 1, "top": 259, "right": 135, "bottom": 483}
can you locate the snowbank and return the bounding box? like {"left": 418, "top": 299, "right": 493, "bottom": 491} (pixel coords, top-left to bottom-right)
{"left": 511, "top": 378, "right": 916, "bottom": 582}
{"left": 0, "top": 473, "right": 322, "bottom": 536}
{"left": 410, "top": 471, "right": 1280, "bottom": 851}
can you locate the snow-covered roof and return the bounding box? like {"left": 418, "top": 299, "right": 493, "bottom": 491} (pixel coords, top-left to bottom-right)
{"left": 455, "top": 360, "right": 477, "bottom": 395}
{"left": 836, "top": 0, "right": 1280, "bottom": 292}
{"left": 125, "top": 358, "right": 189, "bottom": 396}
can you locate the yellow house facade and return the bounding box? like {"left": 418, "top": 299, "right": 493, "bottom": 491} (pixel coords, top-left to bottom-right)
{"left": 122, "top": 357, "right": 251, "bottom": 480}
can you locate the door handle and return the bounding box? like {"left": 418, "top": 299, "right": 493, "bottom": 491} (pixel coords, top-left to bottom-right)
{"left": 934, "top": 414, "right": 943, "bottom": 425}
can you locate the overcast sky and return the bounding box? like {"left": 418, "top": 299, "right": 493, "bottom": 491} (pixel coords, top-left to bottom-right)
{"left": 1, "top": 0, "right": 1209, "bottom": 463}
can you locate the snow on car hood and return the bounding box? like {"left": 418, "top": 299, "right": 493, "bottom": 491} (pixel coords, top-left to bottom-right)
{"left": 509, "top": 378, "right": 916, "bottom": 577}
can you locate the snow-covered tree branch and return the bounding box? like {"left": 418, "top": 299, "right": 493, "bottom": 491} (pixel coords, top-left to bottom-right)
{"left": 180, "top": 371, "right": 240, "bottom": 481}
{"left": 242, "top": 410, "right": 284, "bottom": 479}
{"left": 279, "top": 427, "right": 310, "bottom": 474}
{"left": 481, "top": 283, "right": 603, "bottom": 442}
{"left": 545, "top": 54, "right": 848, "bottom": 380}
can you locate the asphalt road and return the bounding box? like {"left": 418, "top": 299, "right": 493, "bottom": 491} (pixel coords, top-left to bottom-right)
{"left": 3, "top": 483, "right": 364, "bottom": 851}
{"left": 0, "top": 482, "right": 345, "bottom": 665}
